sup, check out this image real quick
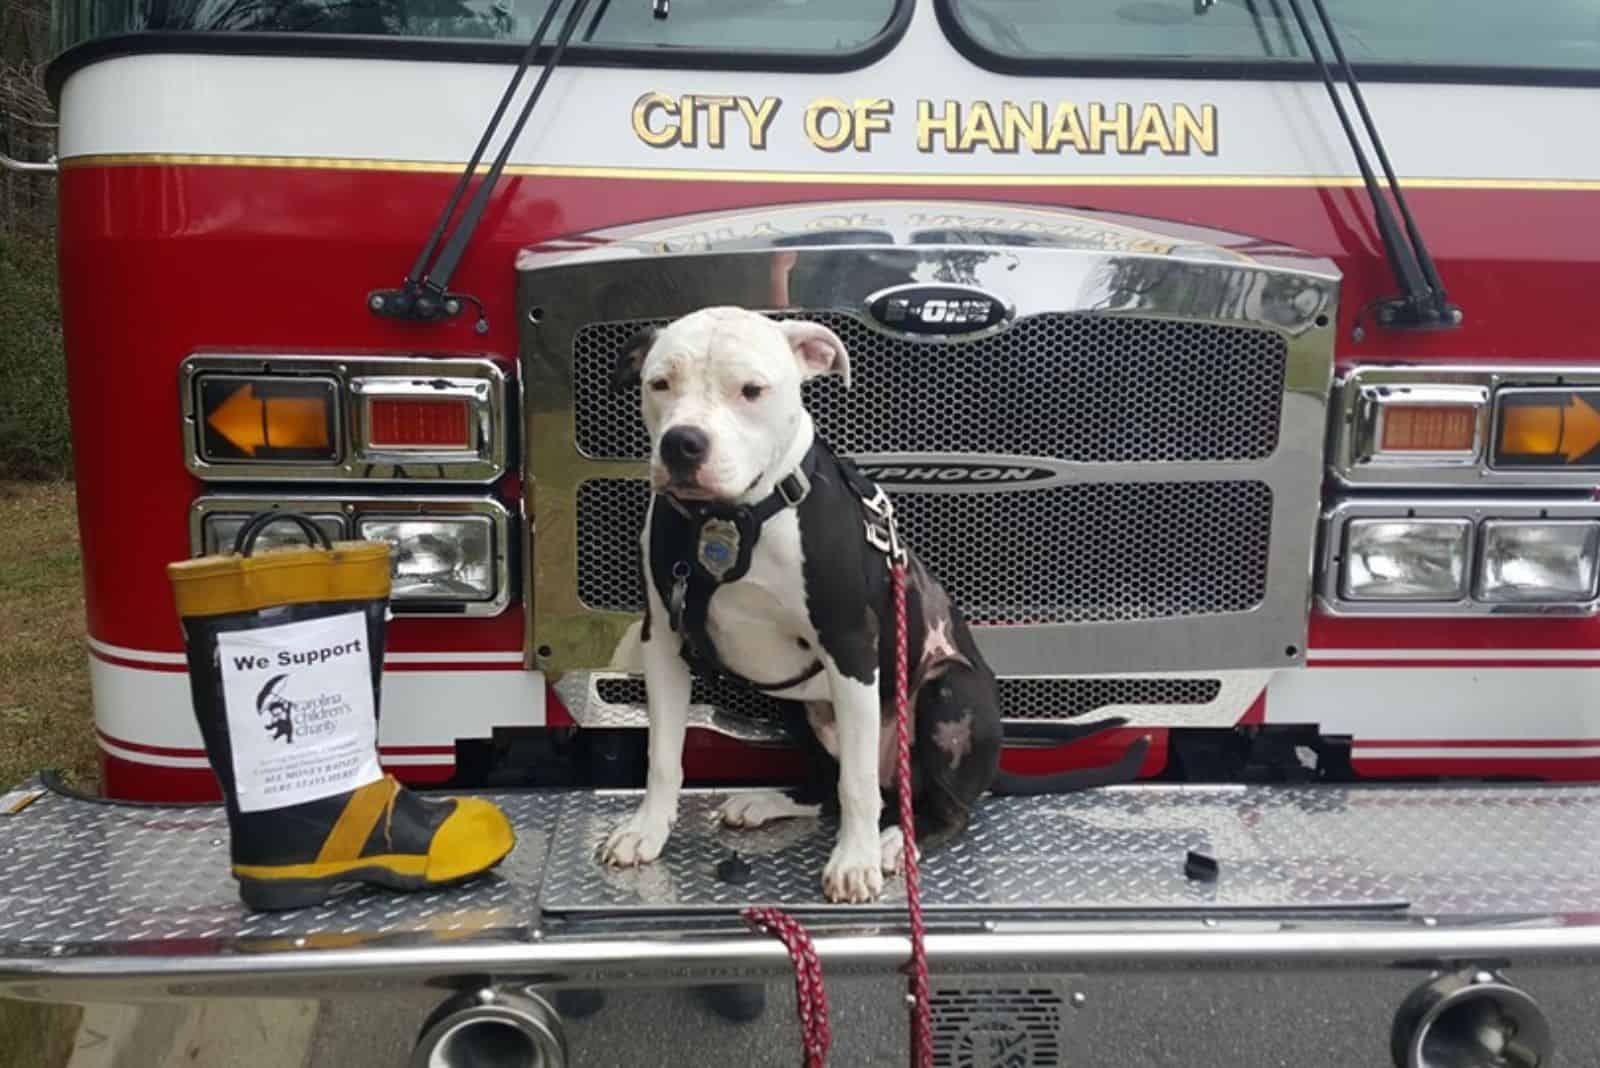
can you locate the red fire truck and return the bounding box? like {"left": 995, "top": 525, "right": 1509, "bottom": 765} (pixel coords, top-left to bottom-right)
{"left": 4, "top": 0, "right": 1600, "bottom": 1065}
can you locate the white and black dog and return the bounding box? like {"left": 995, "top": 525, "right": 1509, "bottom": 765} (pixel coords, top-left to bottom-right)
{"left": 600, "top": 306, "right": 1146, "bottom": 903}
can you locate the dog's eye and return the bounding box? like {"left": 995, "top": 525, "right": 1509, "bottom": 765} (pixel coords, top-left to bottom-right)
{"left": 741, "top": 383, "right": 765, "bottom": 401}
{"left": 649, "top": 379, "right": 670, "bottom": 393}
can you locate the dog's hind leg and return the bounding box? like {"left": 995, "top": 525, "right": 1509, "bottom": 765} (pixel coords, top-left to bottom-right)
{"left": 887, "top": 664, "right": 1003, "bottom": 861}
{"left": 719, "top": 790, "right": 823, "bottom": 829}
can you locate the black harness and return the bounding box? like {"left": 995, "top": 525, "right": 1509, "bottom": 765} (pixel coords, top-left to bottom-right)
{"left": 648, "top": 437, "right": 902, "bottom": 694}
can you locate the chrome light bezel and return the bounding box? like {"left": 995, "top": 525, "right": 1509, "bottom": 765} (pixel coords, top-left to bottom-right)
{"left": 1330, "top": 365, "right": 1600, "bottom": 487}
{"left": 188, "top": 494, "right": 514, "bottom": 617}
{"left": 1319, "top": 498, "right": 1600, "bottom": 617}
{"left": 180, "top": 355, "right": 508, "bottom": 483}
{"left": 349, "top": 376, "right": 495, "bottom": 466}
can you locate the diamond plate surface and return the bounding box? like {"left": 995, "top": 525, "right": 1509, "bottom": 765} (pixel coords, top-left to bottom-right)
{"left": 541, "top": 786, "right": 1600, "bottom": 917}
{"left": 6, "top": 784, "right": 1600, "bottom": 954}
{"left": 0, "top": 787, "right": 558, "bottom": 950}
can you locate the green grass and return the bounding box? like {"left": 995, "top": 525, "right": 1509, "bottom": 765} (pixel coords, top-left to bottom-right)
{"left": 0, "top": 480, "right": 92, "bottom": 1067}
{"left": 0, "top": 481, "right": 97, "bottom": 793}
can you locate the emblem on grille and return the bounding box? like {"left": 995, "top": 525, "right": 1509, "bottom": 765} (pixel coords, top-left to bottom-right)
{"left": 865, "top": 284, "right": 1013, "bottom": 338}
{"left": 852, "top": 455, "right": 1067, "bottom": 492}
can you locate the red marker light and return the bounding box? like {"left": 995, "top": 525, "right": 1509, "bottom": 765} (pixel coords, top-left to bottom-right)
{"left": 366, "top": 397, "right": 472, "bottom": 449}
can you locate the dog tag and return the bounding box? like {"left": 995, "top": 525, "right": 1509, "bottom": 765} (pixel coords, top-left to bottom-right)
{"left": 696, "top": 518, "right": 741, "bottom": 582}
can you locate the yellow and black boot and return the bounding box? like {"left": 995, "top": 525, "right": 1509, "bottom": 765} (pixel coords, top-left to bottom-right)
{"left": 167, "top": 512, "right": 515, "bottom": 911}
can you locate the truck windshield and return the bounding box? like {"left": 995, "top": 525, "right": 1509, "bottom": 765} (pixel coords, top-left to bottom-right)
{"left": 942, "top": 0, "right": 1600, "bottom": 75}
{"left": 54, "top": 0, "right": 898, "bottom": 56}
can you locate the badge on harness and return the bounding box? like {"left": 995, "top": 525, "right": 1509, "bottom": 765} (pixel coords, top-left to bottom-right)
{"left": 696, "top": 517, "right": 741, "bottom": 581}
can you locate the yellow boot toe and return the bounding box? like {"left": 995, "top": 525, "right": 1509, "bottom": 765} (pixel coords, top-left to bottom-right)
{"left": 426, "top": 797, "right": 517, "bottom": 883}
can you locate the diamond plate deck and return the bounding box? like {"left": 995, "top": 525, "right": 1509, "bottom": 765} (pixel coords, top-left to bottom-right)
{"left": 540, "top": 789, "right": 1417, "bottom": 915}
{"left": 0, "top": 787, "right": 559, "bottom": 951}
{"left": 5, "top": 783, "right": 1600, "bottom": 954}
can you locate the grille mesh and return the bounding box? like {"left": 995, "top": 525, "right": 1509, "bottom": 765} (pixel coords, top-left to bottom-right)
{"left": 575, "top": 478, "right": 1272, "bottom": 623}
{"left": 930, "top": 986, "right": 1065, "bottom": 1068}
{"left": 595, "top": 676, "right": 1219, "bottom": 724}
{"left": 572, "top": 311, "right": 1286, "bottom": 463}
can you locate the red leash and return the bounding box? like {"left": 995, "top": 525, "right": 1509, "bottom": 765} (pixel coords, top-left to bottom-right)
{"left": 743, "top": 905, "right": 832, "bottom": 1067}
{"left": 891, "top": 561, "right": 935, "bottom": 1067}
{"left": 744, "top": 561, "right": 932, "bottom": 1067}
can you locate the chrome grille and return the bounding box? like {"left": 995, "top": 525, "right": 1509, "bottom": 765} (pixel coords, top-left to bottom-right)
{"left": 575, "top": 478, "right": 1272, "bottom": 623}
{"left": 573, "top": 312, "right": 1287, "bottom": 463}
{"left": 595, "top": 676, "right": 1220, "bottom": 723}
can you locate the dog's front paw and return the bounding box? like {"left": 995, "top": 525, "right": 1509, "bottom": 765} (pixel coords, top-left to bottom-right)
{"left": 600, "top": 810, "right": 671, "bottom": 867}
{"left": 822, "top": 836, "right": 884, "bottom": 903}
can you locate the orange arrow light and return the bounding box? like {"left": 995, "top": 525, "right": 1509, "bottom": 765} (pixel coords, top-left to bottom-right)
{"left": 204, "top": 381, "right": 332, "bottom": 458}
{"left": 1498, "top": 391, "right": 1600, "bottom": 465}
{"left": 1560, "top": 393, "right": 1600, "bottom": 462}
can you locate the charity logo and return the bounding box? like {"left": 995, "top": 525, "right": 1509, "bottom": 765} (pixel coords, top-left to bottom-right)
{"left": 253, "top": 672, "right": 357, "bottom": 746}
{"left": 256, "top": 674, "right": 297, "bottom": 744}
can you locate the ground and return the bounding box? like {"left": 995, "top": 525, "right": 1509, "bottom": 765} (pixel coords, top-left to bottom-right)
{"left": 0, "top": 481, "right": 93, "bottom": 1068}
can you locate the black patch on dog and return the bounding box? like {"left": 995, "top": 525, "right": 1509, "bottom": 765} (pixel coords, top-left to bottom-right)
{"left": 796, "top": 458, "right": 885, "bottom": 687}
{"left": 610, "top": 326, "right": 658, "bottom": 394}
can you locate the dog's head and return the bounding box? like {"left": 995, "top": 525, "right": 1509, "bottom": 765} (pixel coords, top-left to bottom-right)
{"left": 611, "top": 306, "right": 850, "bottom": 503}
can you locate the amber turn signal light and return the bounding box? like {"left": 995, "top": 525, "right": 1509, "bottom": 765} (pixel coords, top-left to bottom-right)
{"left": 1379, "top": 405, "right": 1478, "bottom": 453}
{"left": 1493, "top": 389, "right": 1600, "bottom": 468}
{"left": 197, "top": 375, "right": 340, "bottom": 464}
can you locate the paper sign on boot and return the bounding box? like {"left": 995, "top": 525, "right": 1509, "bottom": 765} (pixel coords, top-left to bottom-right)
{"left": 218, "top": 612, "right": 383, "bottom": 813}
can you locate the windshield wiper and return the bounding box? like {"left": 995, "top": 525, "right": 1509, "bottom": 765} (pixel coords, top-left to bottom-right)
{"left": 1201, "top": 0, "right": 1461, "bottom": 332}
{"left": 368, "top": 0, "right": 595, "bottom": 333}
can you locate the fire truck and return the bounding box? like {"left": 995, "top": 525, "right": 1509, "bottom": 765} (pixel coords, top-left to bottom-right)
{"left": 3, "top": 0, "right": 1600, "bottom": 1064}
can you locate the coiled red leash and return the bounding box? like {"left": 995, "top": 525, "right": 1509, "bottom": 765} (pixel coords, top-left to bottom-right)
{"left": 742, "top": 905, "right": 832, "bottom": 1067}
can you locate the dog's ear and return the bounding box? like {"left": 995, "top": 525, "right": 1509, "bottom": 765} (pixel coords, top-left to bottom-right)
{"left": 777, "top": 320, "right": 851, "bottom": 389}
{"left": 610, "top": 326, "right": 658, "bottom": 394}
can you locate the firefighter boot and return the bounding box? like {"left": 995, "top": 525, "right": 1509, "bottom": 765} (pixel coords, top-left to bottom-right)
{"left": 167, "top": 512, "right": 516, "bottom": 911}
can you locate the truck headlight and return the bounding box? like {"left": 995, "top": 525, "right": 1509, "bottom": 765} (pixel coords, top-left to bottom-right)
{"left": 357, "top": 516, "right": 496, "bottom": 603}
{"left": 1341, "top": 518, "right": 1470, "bottom": 601}
{"left": 1477, "top": 520, "right": 1600, "bottom": 603}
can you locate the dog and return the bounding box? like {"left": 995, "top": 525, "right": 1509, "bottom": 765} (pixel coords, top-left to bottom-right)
{"left": 599, "top": 306, "right": 1147, "bottom": 903}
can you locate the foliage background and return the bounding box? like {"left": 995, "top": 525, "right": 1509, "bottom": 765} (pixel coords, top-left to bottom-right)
{"left": 1, "top": 0, "right": 67, "bottom": 481}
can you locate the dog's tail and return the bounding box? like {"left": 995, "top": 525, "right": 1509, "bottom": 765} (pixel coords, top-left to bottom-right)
{"left": 989, "top": 717, "right": 1152, "bottom": 796}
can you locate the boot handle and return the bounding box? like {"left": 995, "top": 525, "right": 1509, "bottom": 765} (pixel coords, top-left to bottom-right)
{"left": 230, "top": 511, "right": 334, "bottom": 556}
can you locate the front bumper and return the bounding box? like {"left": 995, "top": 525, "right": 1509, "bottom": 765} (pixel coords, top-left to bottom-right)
{"left": 3, "top": 780, "right": 1600, "bottom": 1064}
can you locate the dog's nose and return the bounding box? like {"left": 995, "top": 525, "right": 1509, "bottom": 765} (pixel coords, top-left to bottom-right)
{"left": 660, "top": 426, "right": 710, "bottom": 471}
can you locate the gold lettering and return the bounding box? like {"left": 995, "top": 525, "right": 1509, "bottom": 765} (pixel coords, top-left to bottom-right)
{"left": 1086, "top": 102, "right": 1130, "bottom": 154}
{"left": 699, "top": 95, "right": 735, "bottom": 149}
{"left": 805, "top": 97, "right": 853, "bottom": 152}
{"left": 917, "top": 99, "right": 960, "bottom": 153}
{"left": 1000, "top": 102, "right": 1045, "bottom": 153}
{"left": 853, "top": 98, "right": 893, "bottom": 150}
{"left": 678, "top": 95, "right": 697, "bottom": 147}
{"left": 1173, "top": 103, "right": 1217, "bottom": 155}
{"left": 1129, "top": 104, "right": 1174, "bottom": 154}
{"left": 631, "top": 91, "right": 679, "bottom": 148}
{"left": 737, "top": 96, "right": 781, "bottom": 150}
{"left": 959, "top": 101, "right": 1003, "bottom": 153}
{"left": 1044, "top": 101, "right": 1087, "bottom": 153}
